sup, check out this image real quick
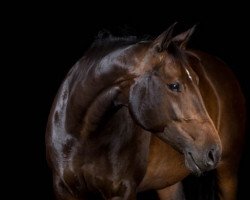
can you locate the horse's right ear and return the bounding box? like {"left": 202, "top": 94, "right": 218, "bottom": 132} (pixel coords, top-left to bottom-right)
{"left": 171, "top": 25, "right": 197, "bottom": 49}
{"left": 153, "top": 22, "right": 177, "bottom": 52}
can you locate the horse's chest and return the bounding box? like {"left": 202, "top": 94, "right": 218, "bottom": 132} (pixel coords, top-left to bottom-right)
{"left": 78, "top": 151, "right": 143, "bottom": 199}
{"left": 138, "top": 136, "right": 190, "bottom": 191}
{"left": 81, "top": 162, "right": 129, "bottom": 194}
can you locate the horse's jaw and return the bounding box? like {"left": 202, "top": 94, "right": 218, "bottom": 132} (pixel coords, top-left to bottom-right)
{"left": 155, "top": 125, "right": 222, "bottom": 176}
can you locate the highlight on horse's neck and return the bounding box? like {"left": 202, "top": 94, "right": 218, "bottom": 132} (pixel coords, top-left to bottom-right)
{"left": 80, "top": 86, "right": 121, "bottom": 137}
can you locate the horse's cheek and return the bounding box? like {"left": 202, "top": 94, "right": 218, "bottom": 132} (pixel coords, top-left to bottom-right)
{"left": 129, "top": 82, "right": 147, "bottom": 123}
{"left": 129, "top": 78, "right": 166, "bottom": 131}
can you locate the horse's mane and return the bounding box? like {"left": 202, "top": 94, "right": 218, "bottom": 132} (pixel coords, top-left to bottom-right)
{"left": 69, "top": 30, "right": 192, "bottom": 92}
{"left": 93, "top": 32, "right": 138, "bottom": 48}
{"left": 85, "top": 32, "right": 139, "bottom": 61}
{"left": 85, "top": 31, "right": 191, "bottom": 67}
{"left": 67, "top": 33, "right": 139, "bottom": 88}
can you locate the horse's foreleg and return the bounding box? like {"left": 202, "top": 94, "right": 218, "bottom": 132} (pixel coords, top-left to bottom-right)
{"left": 108, "top": 193, "right": 136, "bottom": 200}
{"left": 157, "top": 182, "right": 185, "bottom": 200}
{"left": 216, "top": 163, "right": 238, "bottom": 200}
{"left": 97, "top": 179, "right": 137, "bottom": 200}
{"left": 53, "top": 186, "right": 81, "bottom": 200}
{"left": 53, "top": 175, "right": 87, "bottom": 200}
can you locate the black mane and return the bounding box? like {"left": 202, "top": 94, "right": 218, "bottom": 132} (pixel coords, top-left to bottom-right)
{"left": 85, "top": 31, "right": 190, "bottom": 66}
{"left": 85, "top": 33, "right": 139, "bottom": 61}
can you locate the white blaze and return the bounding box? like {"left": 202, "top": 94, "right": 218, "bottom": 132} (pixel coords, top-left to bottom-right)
{"left": 185, "top": 68, "right": 192, "bottom": 80}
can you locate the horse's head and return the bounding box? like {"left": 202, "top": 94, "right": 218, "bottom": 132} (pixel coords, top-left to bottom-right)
{"left": 128, "top": 24, "right": 222, "bottom": 175}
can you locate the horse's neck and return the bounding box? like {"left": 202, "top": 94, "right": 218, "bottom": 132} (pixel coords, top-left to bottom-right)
{"left": 75, "top": 83, "right": 149, "bottom": 161}
{"left": 80, "top": 86, "right": 122, "bottom": 137}
{"left": 78, "top": 104, "right": 151, "bottom": 187}
{"left": 65, "top": 47, "right": 136, "bottom": 135}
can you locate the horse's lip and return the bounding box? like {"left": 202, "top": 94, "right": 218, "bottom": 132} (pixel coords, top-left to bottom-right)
{"left": 187, "top": 152, "right": 202, "bottom": 176}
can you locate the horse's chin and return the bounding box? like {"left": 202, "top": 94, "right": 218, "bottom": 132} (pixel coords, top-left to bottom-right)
{"left": 184, "top": 152, "right": 203, "bottom": 176}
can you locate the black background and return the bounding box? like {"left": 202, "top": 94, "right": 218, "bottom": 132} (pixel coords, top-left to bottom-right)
{"left": 12, "top": 2, "right": 249, "bottom": 200}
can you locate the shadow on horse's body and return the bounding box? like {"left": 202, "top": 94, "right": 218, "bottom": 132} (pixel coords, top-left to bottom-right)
{"left": 46, "top": 24, "right": 245, "bottom": 200}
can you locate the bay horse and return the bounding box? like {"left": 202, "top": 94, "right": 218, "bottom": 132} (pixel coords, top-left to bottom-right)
{"left": 46, "top": 24, "right": 246, "bottom": 200}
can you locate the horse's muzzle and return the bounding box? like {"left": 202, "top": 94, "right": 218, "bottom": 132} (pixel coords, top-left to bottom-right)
{"left": 185, "top": 144, "right": 222, "bottom": 176}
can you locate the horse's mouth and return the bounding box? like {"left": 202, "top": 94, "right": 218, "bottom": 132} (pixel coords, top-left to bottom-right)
{"left": 185, "top": 152, "right": 202, "bottom": 176}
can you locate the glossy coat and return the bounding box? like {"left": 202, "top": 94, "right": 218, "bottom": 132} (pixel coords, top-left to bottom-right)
{"left": 46, "top": 25, "right": 245, "bottom": 200}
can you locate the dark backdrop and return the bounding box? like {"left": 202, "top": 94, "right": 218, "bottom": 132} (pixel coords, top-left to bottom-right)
{"left": 16, "top": 2, "right": 249, "bottom": 200}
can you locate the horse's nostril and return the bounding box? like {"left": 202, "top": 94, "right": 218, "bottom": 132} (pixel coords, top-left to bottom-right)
{"left": 207, "top": 149, "right": 215, "bottom": 166}
{"left": 208, "top": 149, "right": 214, "bottom": 161}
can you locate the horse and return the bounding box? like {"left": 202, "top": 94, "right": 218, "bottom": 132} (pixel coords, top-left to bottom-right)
{"left": 45, "top": 23, "right": 246, "bottom": 200}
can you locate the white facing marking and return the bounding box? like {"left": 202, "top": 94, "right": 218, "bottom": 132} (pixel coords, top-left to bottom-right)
{"left": 185, "top": 68, "right": 193, "bottom": 81}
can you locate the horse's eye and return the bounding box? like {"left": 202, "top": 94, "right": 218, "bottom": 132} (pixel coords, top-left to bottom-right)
{"left": 168, "top": 83, "right": 181, "bottom": 92}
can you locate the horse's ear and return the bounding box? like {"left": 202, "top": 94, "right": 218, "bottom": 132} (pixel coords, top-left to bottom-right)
{"left": 172, "top": 25, "right": 197, "bottom": 49}
{"left": 153, "top": 22, "right": 177, "bottom": 52}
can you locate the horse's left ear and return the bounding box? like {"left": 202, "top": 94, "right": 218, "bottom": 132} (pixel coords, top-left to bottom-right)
{"left": 153, "top": 22, "right": 177, "bottom": 52}
{"left": 172, "top": 25, "right": 197, "bottom": 49}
